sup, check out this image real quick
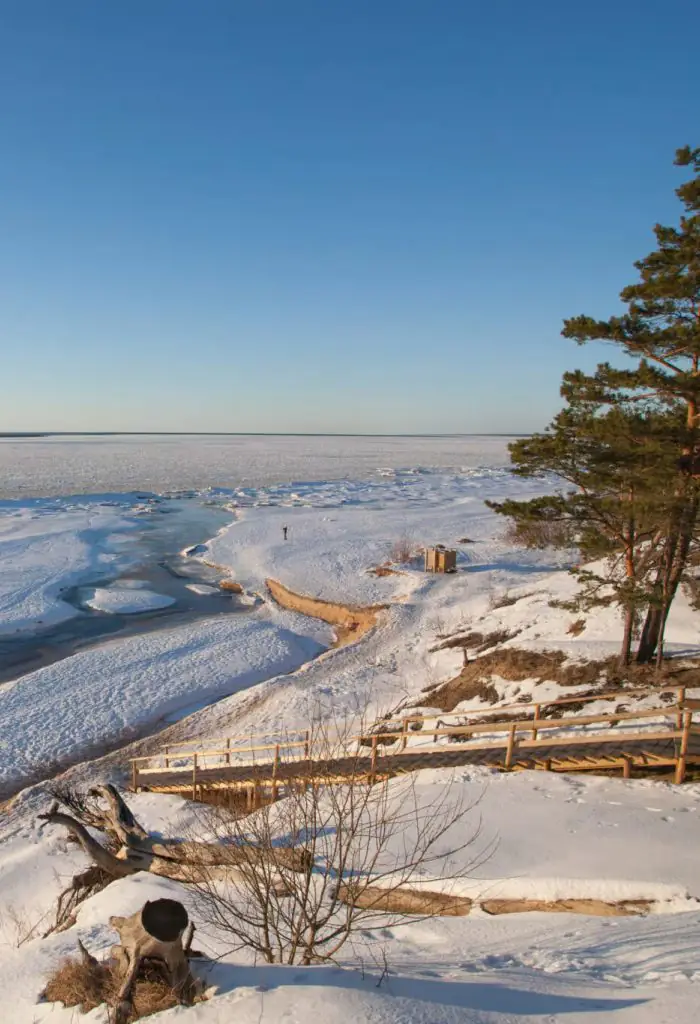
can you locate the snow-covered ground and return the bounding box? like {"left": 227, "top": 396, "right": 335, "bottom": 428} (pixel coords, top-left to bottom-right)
{"left": 0, "top": 613, "right": 327, "bottom": 796}
{"left": 1, "top": 440, "right": 700, "bottom": 1022}
{"left": 0, "top": 433, "right": 513, "bottom": 499}
{"left": 0, "top": 465, "right": 548, "bottom": 794}
{"left": 80, "top": 581, "right": 176, "bottom": 613}
{"left": 0, "top": 497, "right": 140, "bottom": 634}
{"left": 1, "top": 769, "right": 700, "bottom": 1022}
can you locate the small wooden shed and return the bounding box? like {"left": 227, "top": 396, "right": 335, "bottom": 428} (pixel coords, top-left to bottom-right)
{"left": 424, "top": 546, "right": 457, "bottom": 573}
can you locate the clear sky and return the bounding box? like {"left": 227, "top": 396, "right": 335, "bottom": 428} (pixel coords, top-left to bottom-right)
{"left": 0, "top": 1, "right": 697, "bottom": 434}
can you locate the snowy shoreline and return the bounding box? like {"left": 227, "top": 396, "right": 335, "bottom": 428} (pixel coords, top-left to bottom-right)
{"left": 2, "top": 452, "right": 700, "bottom": 1023}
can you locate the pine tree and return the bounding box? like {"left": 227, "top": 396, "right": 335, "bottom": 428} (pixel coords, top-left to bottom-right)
{"left": 488, "top": 396, "right": 678, "bottom": 665}
{"left": 562, "top": 146, "right": 700, "bottom": 662}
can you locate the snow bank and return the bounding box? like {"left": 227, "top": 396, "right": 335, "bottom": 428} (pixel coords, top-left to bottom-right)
{"left": 0, "top": 499, "right": 140, "bottom": 634}
{"left": 80, "top": 585, "right": 176, "bottom": 613}
{"left": 201, "top": 470, "right": 551, "bottom": 605}
{"left": 2, "top": 770, "right": 700, "bottom": 1022}
{"left": 0, "top": 616, "right": 325, "bottom": 795}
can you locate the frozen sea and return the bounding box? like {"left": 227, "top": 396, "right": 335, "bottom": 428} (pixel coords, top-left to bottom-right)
{"left": 0, "top": 433, "right": 514, "bottom": 498}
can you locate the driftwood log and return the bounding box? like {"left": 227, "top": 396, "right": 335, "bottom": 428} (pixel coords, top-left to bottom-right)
{"left": 38, "top": 784, "right": 309, "bottom": 932}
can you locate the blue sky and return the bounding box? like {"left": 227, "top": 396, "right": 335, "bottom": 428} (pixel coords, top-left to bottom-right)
{"left": 0, "top": 1, "right": 697, "bottom": 434}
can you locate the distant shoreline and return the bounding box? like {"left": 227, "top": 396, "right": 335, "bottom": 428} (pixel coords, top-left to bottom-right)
{"left": 0, "top": 431, "right": 528, "bottom": 439}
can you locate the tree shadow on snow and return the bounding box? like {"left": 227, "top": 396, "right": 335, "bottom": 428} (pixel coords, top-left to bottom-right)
{"left": 467, "top": 561, "right": 569, "bottom": 575}
{"left": 203, "top": 961, "right": 647, "bottom": 1015}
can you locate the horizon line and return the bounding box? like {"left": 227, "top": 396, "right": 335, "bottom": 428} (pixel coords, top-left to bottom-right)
{"left": 0, "top": 431, "right": 528, "bottom": 439}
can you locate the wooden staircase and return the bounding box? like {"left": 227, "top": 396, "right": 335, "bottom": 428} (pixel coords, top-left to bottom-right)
{"left": 130, "top": 686, "right": 700, "bottom": 808}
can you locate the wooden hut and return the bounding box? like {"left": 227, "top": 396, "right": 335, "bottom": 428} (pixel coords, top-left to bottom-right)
{"left": 424, "top": 546, "right": 457, "bottom": 573}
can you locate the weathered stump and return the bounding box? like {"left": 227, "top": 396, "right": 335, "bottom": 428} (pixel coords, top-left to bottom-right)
{"left": 110, "top": 899, "right": 198, "bottom": 1022}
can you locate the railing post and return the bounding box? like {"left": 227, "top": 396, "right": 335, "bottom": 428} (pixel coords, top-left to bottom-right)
{"left": 132, "top": 760, "right": 138, "bottom": 792}
{"left": 164, "top": 746, "right": 170, "bottom": 769}
{"left": 226, "top": 738, "right": 231, "bottom": 765}
{"left": 401, "top": 718, "right": 409, "bottom": 751}
{"left": 505, "top": 724, "right": 516, "bottom": 770}
{"left": 370, "top": 734, "right": 379, "bottom": 783}
{"left": 675, "top": 711, "right": 692, "bottom": 785}
{"left": 531, "top": 705, "right": 540, "bottom": 742}
{"left": 192, "top": 752, "right": 198, "bottom": 801}
{"left": 677, "top": 687, "right": 686, "bottom": 730}
{"left": 272, "top": 744, "right": 280, "bottom": 801}
{"left": 622, "top": 756, "right": 631, "bottom": 779}
{"left": 304, "top": 730, "right": 310, "bottom": 760}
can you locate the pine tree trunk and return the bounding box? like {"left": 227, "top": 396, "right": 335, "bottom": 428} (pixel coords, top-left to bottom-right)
{"left": 619, "top": 607, "right": 634, "bottom": 667}
{"left": 637, "top": 602, "right": 664, "bottom": 663}
{"left": 636, "top": 493, "right": 700, "bottom": 663}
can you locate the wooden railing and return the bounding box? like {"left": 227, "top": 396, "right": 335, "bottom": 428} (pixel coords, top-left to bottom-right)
{"left": 131, "top": 685, "right": 699, "bottom": 791}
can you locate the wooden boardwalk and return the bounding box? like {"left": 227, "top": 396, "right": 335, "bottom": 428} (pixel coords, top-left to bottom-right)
{"left": 131, "top": 686, "right": 700, "bottom": 807}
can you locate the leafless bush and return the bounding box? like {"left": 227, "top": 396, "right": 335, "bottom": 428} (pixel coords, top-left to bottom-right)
{"left": 503, "top": 518, "right": 573, "bottom": 550}
{"left": 389, "top": 534, "right": 419, "bottom": 564}
{"left": 567, "top": 618, "right": 586, "bottom": 636}
{"left": 0, "top": 901, "right": 52, "bottom": 947}
{"left": 488, "top": 589, "right": 518, "bottom": 610}
{"left": 488, "top": 589, "right": 535, "bottom": 611}
{"left": 188, "top": 713, "right": 487, "bottom": 966}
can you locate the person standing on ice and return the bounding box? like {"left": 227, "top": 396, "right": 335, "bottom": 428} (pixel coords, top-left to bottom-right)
{"left": 282, "top": 525, "right": 288, "bottom": 541}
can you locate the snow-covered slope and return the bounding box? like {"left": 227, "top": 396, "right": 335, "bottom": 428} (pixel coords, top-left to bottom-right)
{"left": 0, "top": 613, "right": 327, "bottom": 796}
{"left": 0, "top": 498, "right": 139, "bottom": 634}
{"left": 2, "top": 458, "right": 700, "bottom": 1023}
{"left": 1, "top": 769, "right": 700, "bottom": 1022}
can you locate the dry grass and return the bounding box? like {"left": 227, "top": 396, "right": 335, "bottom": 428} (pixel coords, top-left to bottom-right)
{"left": 219, "top": 579, "right": 243, "bottom": 593}
{"left": 431, "top": 627, "right": 520, "bottom": 654}
{"left": 489, "top": 589, "right": 535, "bottom": 610}
{"left": 420, "top": 647, "right": 700, "bottom": 713}
{"left": 266, "top": 578, "right": 386, "bottom": 648}
{"left": 367, "top": 562, "right": 405, "bottom": 578}
{"left": 42, "top": 955, "right": 185, "bottom": 1020}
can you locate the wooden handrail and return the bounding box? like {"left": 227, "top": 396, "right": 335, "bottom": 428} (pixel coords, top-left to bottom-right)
{"left": 399, "top": 684, "right": 687, "bottom": 725}
{"left": 350, "top": 705, "right": 680, "bottom": 745}
{"left": 131, "top": 684, "right": 696, "bottom": 781}
{"left": 131, "top": 737, "right": 308, "bottom": 765}
{"left": 155, "top": 686, "right": 685, "bottom": 761}
{"left": 161, "top": 729, "right": 308, "bottom": 755}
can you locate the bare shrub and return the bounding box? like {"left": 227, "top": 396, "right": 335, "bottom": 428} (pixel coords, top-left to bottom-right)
{"left": 0, "top": 901, "right": 51, "bottom": 947}
{"left": 389, "top": 535, "right": 419, "bottom": 564}
{"left": 567, "top": 618, "right": 586, "bottom": 636}
{"left": 188, "top": 714, "right": 487, "bottom": 966}
{"left": 503, "top": 518, "right": 573, "bottom": 550}
{"left": 430, "top": 627, "right": 521, "bottom": 655}
{"left": 488, "top": 590, "right": 518, "bottom": 610}
{"left": 489, "top": 590, "right": 535, "bottom": 611}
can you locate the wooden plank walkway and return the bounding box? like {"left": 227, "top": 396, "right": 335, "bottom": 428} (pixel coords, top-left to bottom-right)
{"left": 131, "top": 686, "right": 700, "bottom": 805}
